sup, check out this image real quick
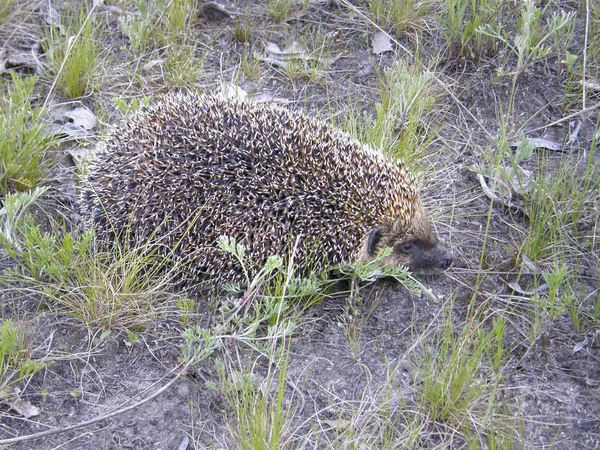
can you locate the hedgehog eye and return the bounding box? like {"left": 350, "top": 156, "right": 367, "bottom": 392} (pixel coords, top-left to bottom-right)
{"left": 395, "top": 243, "right": 413, "bottom": 254}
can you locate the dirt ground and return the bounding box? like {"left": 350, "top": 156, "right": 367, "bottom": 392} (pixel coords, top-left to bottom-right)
{"left": 0, "top": 0, "right": 599, "bottom": 449}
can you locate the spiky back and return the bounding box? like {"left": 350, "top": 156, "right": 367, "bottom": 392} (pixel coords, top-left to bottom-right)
{"left": 82, "top": 93, "right": 423, "bottom": 282}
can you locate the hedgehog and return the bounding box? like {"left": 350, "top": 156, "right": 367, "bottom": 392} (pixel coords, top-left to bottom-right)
{"left": 81, "top": 92, "right": 452, "bottom": 288}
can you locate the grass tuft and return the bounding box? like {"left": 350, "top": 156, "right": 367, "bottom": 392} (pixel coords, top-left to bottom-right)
{"left": 0, "top": 320, "right": 46, "bottom": 400}
{"left": 369, "top": 0, "right": 432, "bottom": 35}
{"left": 43, "top": 3, "right": 104, "bottom": 98}
{"left": 0, "top": 74, "right": 57, "bottom": 195}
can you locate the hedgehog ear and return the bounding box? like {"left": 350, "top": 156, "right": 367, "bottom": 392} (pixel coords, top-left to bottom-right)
{"left": 366, "top": 226, "right": 387, "bottom": 257}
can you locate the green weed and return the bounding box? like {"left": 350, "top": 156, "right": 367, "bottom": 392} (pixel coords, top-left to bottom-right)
{"left": 211, "top": 349, "right": 294, "bottom": 450}
{"left": 548, "top": 9, "right": 576, "bottom": 76}
{"left": 0, "top": 320, "right": 46, "bottom": 400}
{"left": 43, "top": 3, "right": 104, "bottom": 98}
{"left": 440, "top": 0, "right": 503, "bottom": 59}
{"left": 163, "top": 0, "right": 196, "bottom": 37}
{"left": 0, "top": 187, "right": 47, "bottom": 249}
{"left": 416, "top": 306, "right": 511, "bottom": 445}
{"left": 120, "top": 0, "right": 195, "bottom": 54}
{"left": 164, "top": 40, "right": 203, "bottom": 87}
{"left": 266, "top": 0, "right": 298, "bottom": 22}
{"left": 522, "top": 150, "right": 598, "bottom": 263}
{"left": 241, "top": 43, "right": 260, "bottom": 79}
{"left": 181, "top": 236, "right": 312, "bottom": 368}
{"left": 478, "top": 0, "right": 575, "bottom": 77}
{"left": 0, "top": 75, "right": 56, "bottom": 195}
{"left": 233, "top": 18, "right": 252, "bottom": 43}
{"left": 0, "top": 0, "right": 11, "bottom": 21}
{"left": 113, "top": 95, "right": 153, "bottom": 116}
{"left": 119, "top": 0, "right": 155, "bottom": 54}
{"left": 369, "top": 0, "right": 432, "bottom": 35}
{"left": 182, "top": 237, "right": 312, "bottom": 448}
{"left": 345, "top": 60, "right": 440, "bottom": 163}
{"left": 0, "top": 191, "right": 178, "bottom": 330}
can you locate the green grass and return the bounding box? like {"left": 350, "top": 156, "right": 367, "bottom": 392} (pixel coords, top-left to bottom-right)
{"left": 0, "top": 190, "right": 178, "bottom": 331}
{"left": 478, "top": 0, "right": 576, "bottom": 79}
{"left": 0, "top": 320, "right": 46, "bottom": 401}
{"left": 414, "top": 302, "right": 511, "bottom": 446}
{"left": 0, "top": 74, "right": 57, "bottom": 195}
{"left": 266, "top": 0, "right": 298, "bottom": 22}
{"left": 212, "top": 349, "right": 294, "bottom": 450}
{"left": 0, "top": 0, "right": 11, "bottom": 21}
{"left": 521, "top": 143, "right": 598, "bottom": 264}
{"left": 344, "top": 59, "right": 440, "bottom": 164}
{"left": 439, "top": 0, "right": 504, "bottom": 59}
{"left": 369, "top": 0, "right": 432, "bottom": 35}
{"left": 43, "top": 2, "right": 104, "bottom": 99}
{"left": 119, "top": 0, "right": 156, "bottom": 54}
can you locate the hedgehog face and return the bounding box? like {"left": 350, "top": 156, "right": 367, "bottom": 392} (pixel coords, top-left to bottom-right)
{"left": 364, "top": 221, "right": 453, "bottom": 271}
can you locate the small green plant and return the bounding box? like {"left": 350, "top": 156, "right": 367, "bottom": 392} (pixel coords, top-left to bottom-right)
{"left": 440, "top": 0, "right": 502, "bottom": 59}
{"left": 164, "top": 40, "right": 203, "bottom": 87}
{"left": 478, "top": 0, "right": 575, "bottom": 78}
{"left": 345, "top": 60, "right": 439, "bottom": 163}
{"left": 0, "top": 187, "right": 47, "bottom": 249}
{"left": 119, "top": 0, "right": 155, "bottom": 54}
{"left": 274, "top": 31, "right": 332, "bottom": 84}
{"left": 535, "top": 262, "right": 569, "bottom": 322}
{"left": 124, "top": 330, "right": 140, "bottom": 349}
{"left": 266, "top": 0, "right": 297, "bottom": 22}
{"left": 120, "top": 0, "right": 196, "bottom": 53}
{"left": 163, "top": 0, "right": 196, "bottom": 37}
{"left": 241, "top": 43, "right": 260, "bottom": 79}
{"left": 0, "top": 191, "right": 178, "bottom": 330}
{"left": 560, "top": 51, "right": 581, "bottom": 109}
{"left": 44, "top": 3, "right": 104, "bottom": 98}
{"left": 548, "top": 9, "right": 576, "bottom": 76}
{"left": 233, "top": 18, "right": 252, "bottom": 43}
{"left": 181, "top": 236, "right": 301, "bottom": 366}
{"left": 113, "top": 95, "right": 153, "bottom": 116}
{"left": 0, "top": 320, "right": 46, "bottom": 399}
{"left": 0, "top": 75, "right": 56, "bottom": 195}
{"left": 416, "top": 307, "right": 509, "bottom": 444}
{"left": 186, "top": 236, "right": 305, "bottom": 448}
{"left": 177, "top": 296, "right": 195, "bottom": 328}
{"left": 211, "top": 349, "right": 294, "bottom": 450}
{"left": 522, "top": 151, "right": 598, "bottom": 263}
{"left": 369, "top": 0, "right": 432, "bottom": 35}
{"left": 0, "top": 0, "right": 11, "bottom": 21}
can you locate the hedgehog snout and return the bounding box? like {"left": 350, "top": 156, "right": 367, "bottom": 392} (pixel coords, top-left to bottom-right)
{"left": 438, "top": 245, "right": 453, "bottom": 270}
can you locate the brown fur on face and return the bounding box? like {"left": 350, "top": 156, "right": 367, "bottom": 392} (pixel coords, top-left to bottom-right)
{"left": 360, "top": 214, "right": 453, "bottom": 271}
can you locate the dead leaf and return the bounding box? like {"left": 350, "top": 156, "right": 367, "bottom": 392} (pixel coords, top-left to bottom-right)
{"left": 0, "top": 387, "right": 41, "bottom": 418}
{"left": 248, "top": 93, "right": 291, "bottom": 104}
{"left": 47, "top": 106, "right": 97, "bottom": 139}
{"left": 507, "top": 281, "right": 549, "bottom": 296}
{"left": 257, "top": 41, "right": 338, "bottom": 69}
{"left": 0, "top": 50, "right": 41, "bottom": 75}
{"left": 572, "top": 337, "right": 588, "bottom": 355}
{"left": 372, "top": 31, "right": 393, "bottom": 55}
{"left": 580, "top": 79, "right": 600, "bottom": 91}
{"left": 511, "top": 137, "right": 562, "bottom": 152}
{"left": 521, "top": 255, "right": 544, "bottom": 275}
{"left": 322, "top": 419, "right": 352, "bottom": 429}
{"left": 64, "top": 107, "right": 97, "bottom": 130}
